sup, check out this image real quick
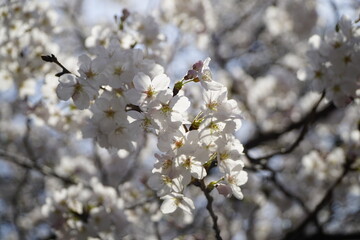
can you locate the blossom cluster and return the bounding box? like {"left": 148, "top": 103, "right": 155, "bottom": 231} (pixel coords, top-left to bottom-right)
{"left": 147, "top": 59, "right": 247, "bottom": 214}
{"left": 0, "top": 1, "right": 58, "bottom": 96}
{"left": 55, "top": 34, "right": 247, "bottom": 218}
{"left": 264, "top": 0, "right": 317, "bottom": 39}
{"left": 302, "top": 16, "right": 360, "bottom": 107}
{"left": 86, "top": 9, "right": 166, "bottom": 64}
{"left": 42, "top": 178, "right": 128, "bottom": 240}
{"left": 2, "top": 1, "right": 360, "bottom": 239}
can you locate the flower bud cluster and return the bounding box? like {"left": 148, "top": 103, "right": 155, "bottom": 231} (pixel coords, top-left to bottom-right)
{"left": 42, "top": 178, "right": 128, "bottom": 240}
{"left": 303, "top": 16, "right": 360, "bottom": 107}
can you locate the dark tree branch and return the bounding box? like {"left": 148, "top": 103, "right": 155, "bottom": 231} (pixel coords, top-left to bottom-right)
{"left": 301, "top": 232, "right": 360, "bottom": 240}
{"left": 11, "top": 118, "right": 36, "bottom": 239}
{"left": 265, "top": 165, "right": 325, "bottom": 233}
{"left": 246, "top": 204, "right": 260, "bottom": 240}
{"left": 41, "top": 54, "right": 71, "bottom": 77}
{"left": 245, "top": 122, "right": 309, "bottom": 164}
{"left": 198, "top": 180, "right": 222, "bottom": 240}
{"left": 10, "top": 168, "right": 29, "bottom": 240}
{"left": 245, "top": 92, "right": 329, "bottom": 163}
{"left": 244, "top": 102, "right": 336, "bottom": 150}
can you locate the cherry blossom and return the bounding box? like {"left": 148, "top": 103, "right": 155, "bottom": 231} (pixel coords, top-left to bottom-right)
{"left": 56, "top": 74, "right": 98, "bottom": 110}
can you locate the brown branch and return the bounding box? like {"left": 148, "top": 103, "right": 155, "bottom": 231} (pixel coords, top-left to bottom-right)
{"left": 41, "top": 54, "right": 71, "bottom": 77}
{"left": 198, "top": 180, "right": 222, "bottom": 240}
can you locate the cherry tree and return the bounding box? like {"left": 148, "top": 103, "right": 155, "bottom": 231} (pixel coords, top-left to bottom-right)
{"left": 0, "top": 0, "right": 359, "bottom": 240}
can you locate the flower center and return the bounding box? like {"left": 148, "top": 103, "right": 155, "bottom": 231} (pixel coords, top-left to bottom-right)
{"left": 207, "top": 101, "right": 218, "bottom": 111}
{"left": 113, "top": 66, "right": 124, "bottom": 76}
{"left": 182, "top": 157, "right": 192, "bottom": 168}
{"left": 85, "top": 69, "right": 97, "bottom": 79}
{"left": 144, "top": 86, "right": 155, "bottom": 98}
{"left": 161, "top": 104, "right": 172, "bottom": 115}
{"left": 162, "top": 159, "right": 173, "bottom": 170}
{"left": 104, "top": 109, "right": 115, "bottom": 118}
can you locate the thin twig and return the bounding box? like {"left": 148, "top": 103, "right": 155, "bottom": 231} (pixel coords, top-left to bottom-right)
{"left": 245, "top": 92, "right": 327, "bottom": 163}
{"left": 299, "top": 231, "right": 360, "bottom": 240}
{"left": 244, "top": 102, "right": 335, "bottom": 150}
{"left": 246, "top": 204, "right": 260, "bottom": 240}
{"left": 11, "top": 118, "right": 35, "bottom": 239}
{"left": 268, "top": 167, "right": 310, "bottom": 214}
{"left": 41, "top": 54, "right": 71, "bottom": 77}
{"left": 125, "top": 197, "right": 157, "bottom": 210}
{"left": 198, "top": 180, "right": 222, "bottom": 240}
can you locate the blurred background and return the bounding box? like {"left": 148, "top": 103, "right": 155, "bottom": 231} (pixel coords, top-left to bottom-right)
{"left": 0, "top": 0, "right": 359, "bottom": 239}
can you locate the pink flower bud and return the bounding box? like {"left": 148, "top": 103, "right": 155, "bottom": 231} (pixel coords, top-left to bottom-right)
{"left": 185, "top": 70, "right": 198, "bottom": 79}
{"left": 192, "top": 61, "right": 203, "bottom": 71}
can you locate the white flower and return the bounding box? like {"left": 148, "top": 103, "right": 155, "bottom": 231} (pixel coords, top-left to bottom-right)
{"left": 56, "top": 74, "right": 98, "bottom": 110}
{"left": 150, "top": 91, "right": 191, "bottom": 130}
{"left": 82, "top": 119, "right": 110, "bottom": 148}
{"left": 175, "top": 153, "right": 207, "bottom": 180}
{"left": 108, "top": 122, "right": 134, "bottom": 151}
{"left": 199, "top": 116, "right": 239, "bottom": 141}
{"left": 91, "top": 96, "right": 127, "bottom": 133}
{"left": 128, "top": 49, "right": 164, "bottom": 80}
{"left": 127, "top": 110, "right": 158, "bottom": 133}
{"left": 223, "top": 165, "right": 248, "bottom": 199}
{"left": 202, "top": 87, "right": 242, "bottom": 121}
{"left": 153, "top": 153, "right": 177, "bottom": 176}
{"left": 216, "top": 183, "right": 232, "bottom": 198}
{"left": 157, "top": 127, "right": 199, "bottom": 154}
{"left": 160, "top": 192, "right": 195, "bottom": 215}
{"left": 126, "top": 72, "right": 170, "bottom": 106}
{"left": 103, "top": 49, "right": 132, "bottom": 89}
{"left": 147, "top": 173, "right": 184, "bottom": 196}
{"left": 78, "top": 54, "right": 108, "bottom": 88}
{"left": 215, "top": 136, "right": 244, "bottom": 172}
